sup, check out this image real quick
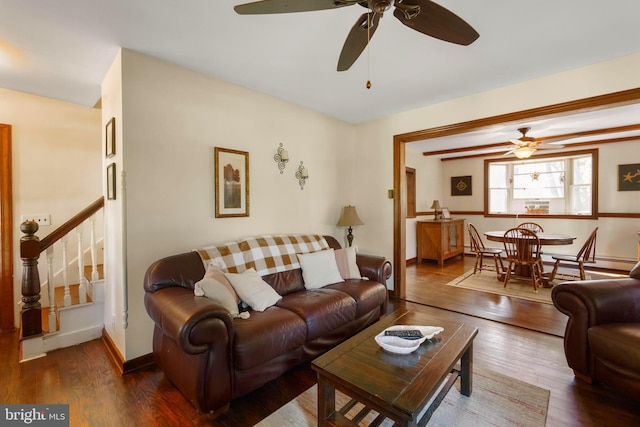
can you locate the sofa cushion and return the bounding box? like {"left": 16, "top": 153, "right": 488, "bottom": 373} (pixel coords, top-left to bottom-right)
{"left": 262, "top": 268, "right": 305, "bottom": 296}
{"left": 276, "top": 289, "right": 357, "bottom": 341}
{"left": 225, "top": 268, "right": 282, "bottom": 311}
{"left": 588, "top": 323, "right": 640, "bottom": 375}
{"left": 233, "top": 307, "right": 307, "bottom": 371}
{"left": 297, "top": 249, "right": 343, "bottom": 289}
{"left": 325, "top": 280, "right": 387, "bottom": 318}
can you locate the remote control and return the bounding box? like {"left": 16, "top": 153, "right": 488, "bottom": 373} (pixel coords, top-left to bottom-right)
{"left": 384, "top": 330, "right": 423, "bottom": 340}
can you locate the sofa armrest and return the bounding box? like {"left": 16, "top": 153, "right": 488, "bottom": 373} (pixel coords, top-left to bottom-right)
{"left": 552, "top": 278, "right": 640, "bottom": 326}
{"left": 356, "top": 254, "right": 392, "bottom": 284}
{"left": 551, "top": 278, "right": 640, "bottom": 377}
{"left": 144, "top": 286, "right": 234, "bottom": 354}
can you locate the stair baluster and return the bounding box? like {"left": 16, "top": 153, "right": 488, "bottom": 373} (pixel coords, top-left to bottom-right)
{"left": 90, "top": 215, "right": 99, "bottom": 282}
{"left": 77, "top": 224, "right": 87, "bottom": 304}
{"left": 61, "top": 235, "right": 71, "bottom": 307}
{"left": 45, "top": 246, "right": 56, "bottom": 332}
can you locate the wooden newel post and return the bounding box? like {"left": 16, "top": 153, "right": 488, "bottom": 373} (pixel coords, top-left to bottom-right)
{"left": 20, "top": 220, "right": 42, "bottom": 338}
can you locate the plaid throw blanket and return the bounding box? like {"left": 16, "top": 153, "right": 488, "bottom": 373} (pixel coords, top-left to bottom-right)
{"left": 196, "top": 234, "right": 329, "bottom": 276}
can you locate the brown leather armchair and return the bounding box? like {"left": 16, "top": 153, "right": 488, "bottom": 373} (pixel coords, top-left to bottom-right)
{"left": 551, "top": 262, "right": 640, "bottom": 399}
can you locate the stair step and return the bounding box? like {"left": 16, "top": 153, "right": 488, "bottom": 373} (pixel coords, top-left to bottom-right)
{"left": 41, "top": 306, "right": 60, "bottom": 334}
{"left": 54, "top": 283, "right": 92, "bottom": 307}
{"left": 84, "top": 264, "right": 104, "bottom": 281}
{"left": 41, "top": 284, "right": 93, "bottom": 334}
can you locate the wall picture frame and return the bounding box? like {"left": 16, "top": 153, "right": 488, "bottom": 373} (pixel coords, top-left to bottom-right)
{"left": 451, "top": 175, "right": 472, "bottom": 196}
{"left": 105, "top": 117, "right": 115, "bottom": 158}
{"left": 107, "top": 163, "right": 116, "bottom": 200}
{"left": 618, "top": 163, "right": 640, "bottom": 191}
{"left": 214, "top": 147, "right": 249, "bottom": 218}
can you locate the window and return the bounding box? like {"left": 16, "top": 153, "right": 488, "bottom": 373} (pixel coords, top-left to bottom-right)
{"left": 484, "top": 149, "right": 597, "bottom": 218}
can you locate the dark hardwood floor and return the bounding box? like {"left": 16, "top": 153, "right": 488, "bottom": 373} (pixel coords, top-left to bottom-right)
{"left": 2, "top": 256, "right": 638, "bottom": 426}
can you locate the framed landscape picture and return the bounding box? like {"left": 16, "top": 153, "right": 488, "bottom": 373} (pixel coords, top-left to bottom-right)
{"left": 214, "top": 147, "right": 249, "bottom": 218}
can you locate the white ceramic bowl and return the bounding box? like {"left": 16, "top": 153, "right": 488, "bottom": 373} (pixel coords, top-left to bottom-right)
{"left": 374, "top": 325, "right": 444, "bottom": 354}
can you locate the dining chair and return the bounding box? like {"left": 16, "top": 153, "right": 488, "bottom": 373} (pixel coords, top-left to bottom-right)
{"left": 517, "top": 222, "right": 544, "bottom": 233}
{"left": 547, "top": 227, "right": 598, "bottom": 281}
{"left": 502, "top": 228, "right": 544, "bottom": 293}
{"left": 468, "top": 223, "right": 504, "bottom": 276}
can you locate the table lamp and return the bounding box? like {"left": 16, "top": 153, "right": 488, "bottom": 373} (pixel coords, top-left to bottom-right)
{"left": 430, "top": 200, "right": 441, "bottom": 220}
{"left": 337, "top": 205, "right": 364, "bottom": 247}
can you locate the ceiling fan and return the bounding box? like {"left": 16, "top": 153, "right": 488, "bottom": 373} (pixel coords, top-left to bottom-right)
{"left": 505, "top": 127, "right": 566, "bottom": 159}
{"left": 233, "top": 0, "right": 479, "bottom": 72}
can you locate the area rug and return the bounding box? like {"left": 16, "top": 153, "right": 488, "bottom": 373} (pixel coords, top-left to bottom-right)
{"left": 446, "top": 270, "right": 553, "bottom": 304}
{"left": 255, "top": 367, "right": 549, "bottom": 426}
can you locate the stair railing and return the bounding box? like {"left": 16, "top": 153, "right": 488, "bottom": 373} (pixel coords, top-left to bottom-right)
{"left": 20, "top": 197, "right": 104, "bottom": 339}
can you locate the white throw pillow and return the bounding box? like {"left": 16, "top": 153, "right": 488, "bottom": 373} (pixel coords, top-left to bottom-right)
{"left": 225, "top": 268, "right": 282, "bottom": 312}
{"left": 297, "top": 249, "right": 344, "bottom": 289}
{"left": 334, "top": 246, "right": 361, "bottom": 280}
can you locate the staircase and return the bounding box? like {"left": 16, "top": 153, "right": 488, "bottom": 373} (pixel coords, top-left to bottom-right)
{"left": 19, "top": 198, "right": 105, "bottom": 362}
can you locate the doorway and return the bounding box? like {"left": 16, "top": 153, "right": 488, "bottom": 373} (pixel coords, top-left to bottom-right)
{"left": 0, "top": 124, "right": 13, "bottom": 331}
{"left": 393, "top": 88, "right": 640, "bottom": 299}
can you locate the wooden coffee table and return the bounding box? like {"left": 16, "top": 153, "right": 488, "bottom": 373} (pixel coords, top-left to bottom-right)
{"left": 312, "top": 308, "right": 478, "bottom": 426}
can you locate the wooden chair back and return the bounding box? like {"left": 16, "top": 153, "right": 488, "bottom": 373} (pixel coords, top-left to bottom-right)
{"left": 575, "top": 227, "right": 598, "bottom": 262}
{"left": 517, "top": 222, "right": 544, "bottom": 234}
{"left": 503, "top": 228, "right": 541, "bottom": 266}
{"left": 468, "top": 223, "right": 485, "bottom": 252}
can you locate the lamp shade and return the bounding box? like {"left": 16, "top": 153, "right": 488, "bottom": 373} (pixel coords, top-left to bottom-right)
{"left": 337, "top": 205, "right": 364, "bottom": 227}
{"left": 430, "top": 200, "right": 441, "bottom": 210}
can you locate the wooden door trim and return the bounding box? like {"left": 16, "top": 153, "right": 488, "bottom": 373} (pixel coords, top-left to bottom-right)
{"left": 393, "top": 88, "right": 640, "bottom": 298}
{"left": 0, "top": 124, "right": 13, "bottom": 331}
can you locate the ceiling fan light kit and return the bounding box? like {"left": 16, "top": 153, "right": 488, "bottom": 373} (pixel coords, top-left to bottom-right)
{"left": 234, "top": 0, "right": 479, "bottom": 73}
{"left": 513, "top": 146, "right": 536, "bottom": 159}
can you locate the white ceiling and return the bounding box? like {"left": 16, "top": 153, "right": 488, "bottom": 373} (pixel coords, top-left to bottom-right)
{"left": 2, "top": 0, "right": 640, "bottom": 140}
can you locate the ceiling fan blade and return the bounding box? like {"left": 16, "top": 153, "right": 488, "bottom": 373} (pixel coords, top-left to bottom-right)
{"left": 509, "top": 139, "right": 528, "bottom": 146}
{"left": 337, "top": 12, "right": 381, "bottom": 72}
{"left": 393, "top": 0, "right": 479, "bottom": 46}
{"left": 234, "top": 0, "right": 352, "bottom": 14}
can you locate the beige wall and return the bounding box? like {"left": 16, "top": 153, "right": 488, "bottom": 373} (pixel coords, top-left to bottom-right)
{"left": 102, "top": 49, "right": 356, "bottom": 359}
{"left": 0, "top": 88, "right": 101, "bottom": 327}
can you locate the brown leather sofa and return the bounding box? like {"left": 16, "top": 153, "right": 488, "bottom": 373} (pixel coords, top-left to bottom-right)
{"left": 551, "top": 262, "right": 640, "bottom": 399}
{"left": 144, "top": 235, "right": 391, "bottom": 417}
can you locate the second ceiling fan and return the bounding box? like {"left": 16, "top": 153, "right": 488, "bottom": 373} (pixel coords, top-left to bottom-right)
{"left": 505, "top": 127, "right": 567, "bottom": 159}
{"left": 234, "top": 0, "right": 479, "bottom": 71}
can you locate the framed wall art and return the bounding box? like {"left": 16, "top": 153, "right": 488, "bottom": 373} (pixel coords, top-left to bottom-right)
{"left": 214, "top": 147, "right": 249, "bottom": 218}
{"left": 618, "top": 163, "right": 640, "bottom": 191}
{"left": 107, "top": 163, "right": 116, "bottom": 200}
{"left": 451, "top": 175, "right": 472, "bottom": 196}
{"left": 105, "top": 117, "right": 115, "bottom": 158}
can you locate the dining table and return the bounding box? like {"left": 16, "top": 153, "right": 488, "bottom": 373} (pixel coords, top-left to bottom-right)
{"left": 484, "top": 231, "right": 576, "bottom": 246}
{"left": 484, "top": 230, "right": 576, "bottom": 283}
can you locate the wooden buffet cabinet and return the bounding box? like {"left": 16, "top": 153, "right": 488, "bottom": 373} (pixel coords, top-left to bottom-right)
{"left": 417, "top": 219, "right": 465, "bottom": 266}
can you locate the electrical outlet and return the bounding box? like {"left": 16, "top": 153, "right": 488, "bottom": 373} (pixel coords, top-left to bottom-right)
{"left": 21, "top": 214, "right": 51, "bottom": 226}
